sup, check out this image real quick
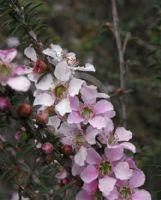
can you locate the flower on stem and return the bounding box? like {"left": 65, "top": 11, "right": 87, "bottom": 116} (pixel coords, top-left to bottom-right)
{"left": 0, "top": 48, "right": 31, "bottom": 91}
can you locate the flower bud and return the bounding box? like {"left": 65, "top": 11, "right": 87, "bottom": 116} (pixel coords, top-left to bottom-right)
{"left": 14, "top": 131, "right": 22, "bottom": 141}
{"left": 62, "top": 145, "right": 73, "bottom": 156}
{"left": 0, "top": 97, "right": 10, "bottom": 112}
{"left": 33, "top": 60, "right": 48, "bottom": 74}
{"left": 60, "top": 178, "right": 69, "bottom": 186}
{"left": 36, "top": 112, "right": 48, "bottom": 125}
{"left": 42, "top": 142, "right": 54, "bottom": 154}
{"left": 18, "top": 103, "right": 32, "bottom": 118}
{"left": 116, "top": 87, "right": 124, "bottom": 96}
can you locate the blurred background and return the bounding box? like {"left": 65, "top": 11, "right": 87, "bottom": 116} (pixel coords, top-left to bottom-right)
{"left": 0, "top": 0, "right": 161, "bottom": 199}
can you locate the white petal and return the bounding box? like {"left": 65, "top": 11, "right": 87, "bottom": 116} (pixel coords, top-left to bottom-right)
{"left": 54, "top": 61, "right": 71, "bottom": 81}
{"left": 47, "top": 115, "right": 61, "bottom": 130}
{"left": 24, "top": 47, "right": 37, "bottom": 62}
{"left": 55, "top": 98, "right": 72, "bottom": 116}
{"left": 74, "top": 146, "right": 87, "bottom": 166}
{"left": 97, "top": 92, "right": 110, "bottom": 99}
{"left": 28, "top": 73, "right": 41, "bottom": 82}
{"left": 68, "top": 78, "right": 84, "bottom": 97}
{"left": 76, "top": 63, "right": 96, "bottom": 72}
{"left": 33, "top": 93, "right": 54, "bottom": 106}
{"left": 7, "top": 76, "right": 31, "bottom": 92}
{"left": 36, "top": 74, "right": 54, "bottom": 90}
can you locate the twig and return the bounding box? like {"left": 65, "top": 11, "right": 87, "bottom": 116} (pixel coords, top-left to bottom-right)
{"left": 111, "top": 0, "right": 127, "bottom": 127}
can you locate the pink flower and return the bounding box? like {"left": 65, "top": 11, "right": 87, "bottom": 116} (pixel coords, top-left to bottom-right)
{"left": 67, "top": 94, "right": 113, "bottom": 129}
{"left": 0, "top": 97, "right": 10, "bottom": 111}
{"left": 0, "top": 49, "right": 31, "bottom": 91}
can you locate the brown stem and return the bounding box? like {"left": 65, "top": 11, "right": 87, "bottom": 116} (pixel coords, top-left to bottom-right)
{"left": 111, "top": 0, "right": 127, "bottom": 127}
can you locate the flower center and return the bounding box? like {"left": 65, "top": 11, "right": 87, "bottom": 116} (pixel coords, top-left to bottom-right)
{"left": 75, "top": 133, "right": 85, "bottom": 146}
{"left": 0, "top": 63, "right": 12, "bottom": 77}
{"left": 107, "top": 132, "right": 117, "bottom": 145}
{"left": 120, "top": 187, "right": 132, "bottom": 199}
{"left": 80, "top": 106, "right": 93, "bottom": 119}
{"left": 54, "top": 85, "right": 66, "bottom": 98}
{"left": 99, "top": 161, "right": 112, "bottom": 175}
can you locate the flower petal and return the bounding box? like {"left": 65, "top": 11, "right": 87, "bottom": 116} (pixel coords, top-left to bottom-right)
{"left": 81, "top": 84, "right": 97, "bottom": 104}
{"left": 80, "top": 165, "right": 98, "bottom": 183}
{"left": 115, "top": 127, "right": 132, "bottom": 142}
{"left": 74, "top": 146, "right": 87, "bottom": 166}
{"left": 69, "top": 96, "right": 80, "bottom": 111}
{"left": 106, "top": 145, "right": 124, "bottom": 161}
{"left": 68, "top": 112, "right": 84, "bottom": 124}
{"left": 7, "top": 76, "right": 31, "bottom": 92}
{"left": 47, "top": 115, "right": 61, "bottom": 130}
{"left": 89, "top": 116, "right": 106, "bottom": 129}
{"left": 33, "top": 93, "right": 54, "bottom": 106}
{"left": 68, "top": 78, "right": 84, "bottom": 97}
{"left": 85, "top": 126, "right": 99, "bottom": 145}
{"left": 0, "top": 48, "right": 17, "bottom": 63}
{"left": 121, "top": 142, "right": 136, "bottom": 153}
{"left": 54, "top": 61, "right": 71, "bottom": 81}
{"left": 129, "top": 170, "right": 145, "bottom": 188}
{"left": 99, "top": 176, "right": 116, "bottom": 196}
{"left": 35, "top": 74, "right": 54, "bottom": 90}
{"left": 132, "top": 189, "right": 151, "bottom": 200}
{"left": 76, "top": 190, "right": 93, "bottom": 200}
{"left": 55, "top": 98, "right": 72, "bottom": 116}
{"left": 86, "top": 148, "right": 102, "bottom": 165}
{"left": 24, "top": 47, "right": 37, "bottom": 62}
{"left": 114, "top": 162, "right": 133, "bottom": 180}
{"left": 76, "top": 63, "right": 96, "bottom": 72}
{"left": 94, "top": 100, "right": 113, "bottom": 114}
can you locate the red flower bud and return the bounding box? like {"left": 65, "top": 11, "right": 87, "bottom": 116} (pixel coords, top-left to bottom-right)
{"left": 18, "top": 103, "right": 32, "bottom": 118}
{"left": 60, "top": 178, "right": 69, "bottom": 186}
{"left": 36, "top": 112, "right": 48, "bottom": 125}
{"left": 62, "top": 145, "right": 73, "bottom": 156}
{"left": 116, "top": 87, "right": 124, "bottom": 96}
{"left": 0, "top": 97, "right": 10, "bottom": 112}
{"left": 42, "top": 142, "right": 54, "bottom": 154}
{"left": 33, "top": 60, "right": 48, "bottom": 74}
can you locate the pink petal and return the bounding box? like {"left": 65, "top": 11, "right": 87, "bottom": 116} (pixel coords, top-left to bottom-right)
{"left": 83, "top": 180, "right": 98, "bottom": 193}
{"left": 85, "top": 126, "right": 99, "bottom": 145}
{"left": 76, "top": 190, "right": 93, "bottom": 200}
{"left": 86, "top": 148, "right": 102, "bottom": 165}
{"left": 80, "top": 165, "right": 98, "bottom": 183}
{"left": 69, "top": 96, "right": 80, "bottom": 111}
{"left": 0, "top": 48, "right": 17, "bottom": 63}
{"left": 106, "top": 145, "right": 124, "bottom": 161}
{"left": 98, "top": 176, "right": 116, "bottom": 196}
{"left": 68, "top": 112, "right": 84, "bottom": 124}
{"left": 105, "top": 187, "right": 119, "bottom": 200}
{"left": 115, "top": 127, "right": 132, "bottom": 142}
{"left": 121, "top": 142, "right": 136, "bottom": 153}
{"left": 129, "top": 170, "right": 145, "bottom": 188}
{"left": 132, "top": 189, "right": 151, "bottom": 200}
{"left": 89, "top": 116, "right": 106, "bottom": 129}
{"left": 81, "top": 84, "right": 97, "bottom": 104}
{"left": 114, "top": 162, "right": 133, "bottom": 180}
{"left": 94, "top": 100, "right": 113, "bottom": 114}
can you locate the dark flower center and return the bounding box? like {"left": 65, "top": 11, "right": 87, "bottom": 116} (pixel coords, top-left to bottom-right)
{"left": 0, "top": 63, "right": 12, "bottom": 77}
{"left": 120, "top": 187, "right": 132, "bottom": 199}
{"left": 54, "top": 85, "right": 66, "bottom": 98}
{"left": 99, "top": 161, "right": 112, "bottom": 175}
{"left": 80, "top": 106, "right": 93, "bottom": 119}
